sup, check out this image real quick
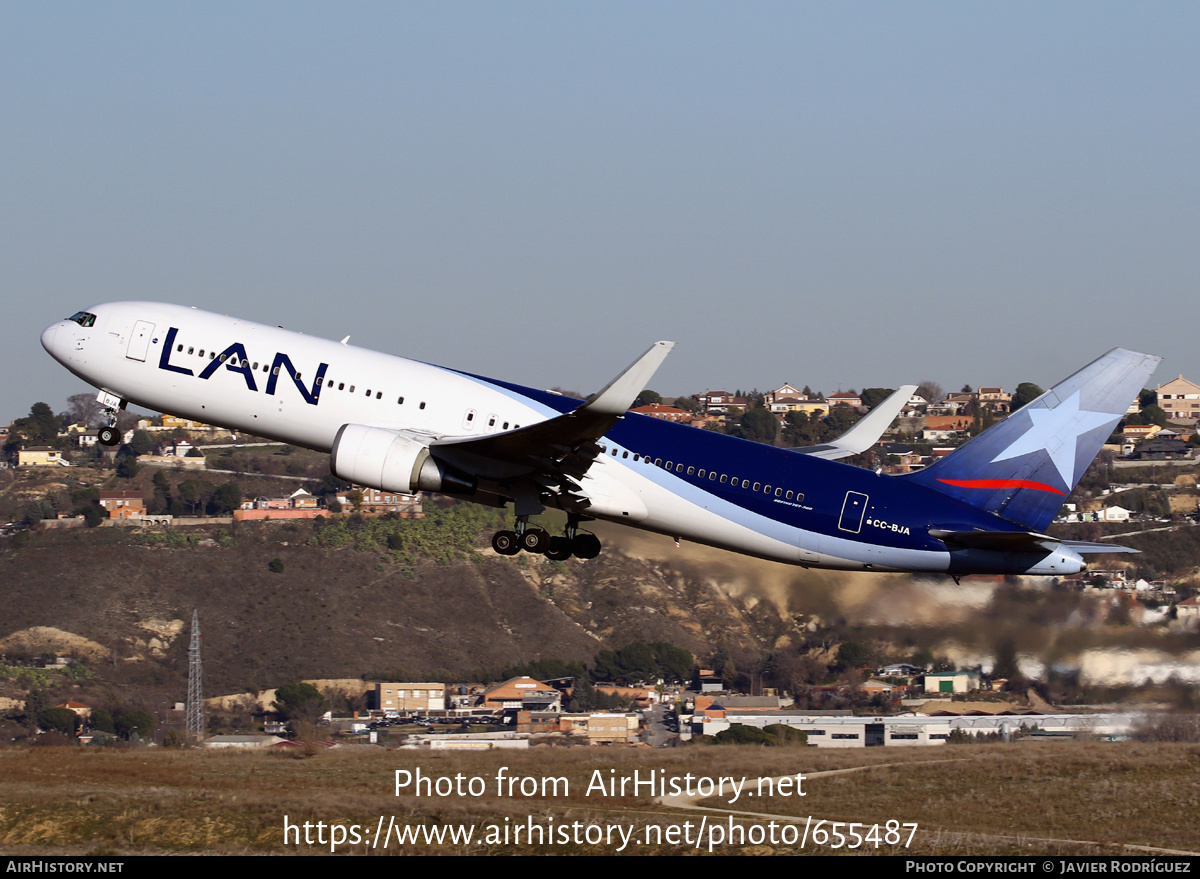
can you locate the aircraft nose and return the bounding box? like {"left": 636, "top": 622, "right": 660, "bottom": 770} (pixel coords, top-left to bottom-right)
{"left": 41, "top": 323, "right": 60, "bottom": 357}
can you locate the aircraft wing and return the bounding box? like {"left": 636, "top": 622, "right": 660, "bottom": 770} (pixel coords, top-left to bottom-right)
{"left": 792, "top": 384, "right": 917, "bottom": 460}
{"left": 428, "top": 341, "right": 675, "bottom": 492}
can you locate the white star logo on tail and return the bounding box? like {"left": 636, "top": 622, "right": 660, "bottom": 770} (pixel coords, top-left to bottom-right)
{"left": 989, "top": 391, "right": 1117, "bottom": 488}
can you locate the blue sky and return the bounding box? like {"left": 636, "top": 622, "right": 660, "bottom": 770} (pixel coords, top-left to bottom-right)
{"left": 4, "top": 2, "right": 1196, "bottom": 423}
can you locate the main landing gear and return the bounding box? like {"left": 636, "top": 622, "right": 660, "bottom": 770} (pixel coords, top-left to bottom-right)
{"left": 490, "top": 516, "right": 601, "bottom": 560}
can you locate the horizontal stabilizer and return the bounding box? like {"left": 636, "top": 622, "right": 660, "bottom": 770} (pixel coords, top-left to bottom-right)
{"left": 930, "top": 529, "right": 1139, "bottom": 555}
{"left": 1061, "top": 540, "right": 1140, "bottom": 554}
{"left": 929, "top": 528, "right": 1057, "bottom": 552}
{"left": 795, "top": 385, "right": 917, "bottom": 460}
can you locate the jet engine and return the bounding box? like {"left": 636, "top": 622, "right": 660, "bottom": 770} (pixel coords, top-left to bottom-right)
{"left": 330, "top": 424, "right": 475, "bottom": 495}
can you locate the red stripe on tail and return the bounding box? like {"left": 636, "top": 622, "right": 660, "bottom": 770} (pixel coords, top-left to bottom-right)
{"left": 936, "top": 478, "right": 1065, "bottom": 495}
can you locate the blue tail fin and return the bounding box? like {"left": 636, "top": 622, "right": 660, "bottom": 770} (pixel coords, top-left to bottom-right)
{"left": 902, "top": 348, "right": 1161, "bottom": 531}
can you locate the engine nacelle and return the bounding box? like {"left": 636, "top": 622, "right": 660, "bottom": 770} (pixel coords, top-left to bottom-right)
{"left": 330, "top": 424, "right": 475, "bottom": 496}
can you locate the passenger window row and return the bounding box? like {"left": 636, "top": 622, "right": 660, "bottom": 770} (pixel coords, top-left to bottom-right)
{"left": 598, "top": 444, "right": 803, "bottom": 501}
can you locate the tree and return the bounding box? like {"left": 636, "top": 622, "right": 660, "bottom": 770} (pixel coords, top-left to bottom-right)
{"left": 502, "top": 658, "right": 587, "bottom": 684}
{"left": 23, "top": 688, "right": 52, "bottom": 732}
{"left": 22, "top": 499, "right": 55, "bottom": 525}
{"left": 8, "top": 402, "right": 62, "bottom": 450}
{"left": 970, "top": 405, "right": 996, "bottom": 437}
{"left": 824, "top": 404, "right": 859, "bottom": 436}
{"left": 653, "top": 643, "right": 694, "bottom": 684}
{"left": 727, "top": 407, "right": 778, "bottom": 445}
{"left": 65, "top": 392, "right": 103, "bottom": 426}
{"left": 591, "top": 641, "right": 693, "bottom": 686}
{"left": 115, "top": 711, "right": 155, "bottom": 740}
{"left": 151, "top": 470, "right": 172, "bottom": 513}
{"left": 90, "top": 708, "right": 117, "bottom": 734}
{"left": 772, "top": 650, "right": 828, "bottom": 691}
{"left": 1011, "top": 382, "right": 1045, "bottom": 411}
{"left": 632, "top": 390, "right": 662, "bottom": 408}
{"left": 710, "top": 724, "right": 807, "bottom": 746}
{"left": 569, "top": 677, "right": 602, "bottom": 711}
{"left": 713, "top": 724, "right": 772, "bottom": 745}
{"left": 273, "top": 682, "right": 324, "bottom": 721}
{"left": 129, "top": 430, "right": 156, "bottom": 455}
{"left": 835, "top": 641, "right": 869, "bottom": 671}
{"left": 38, "top": 707, "right": 80, "bottom": 736}
{"left": 115, "top": 455, "right": 140, "bottom": 479}
{"left": 762, "top": 724, "right": 808, "bottom": 747}
{"left": 319, "top": 473, "right": 351, "bottom": 496}
{"left": 594, "top": 644, "right": 656, "bottom": 685}
{"left": 177, "top": 479, "right": 214, "bottom": 515}
{"left": 720, "top": 653, "right": 739, "bottom": 690}
{"left": 781, "top": 411, "right": 826, "bottom": 447}
{"left": 860, "top": 388, "right": 895, "bottom": 410}
{"left": 1139, "top": 404, "right": 1169, "bottom": 427}
{"left": 211, "top": 480, "right": 242, "bottom": 515}
{"left": 27, "top": 402, "right": 61, "bottom": 440}
{"left": 915, "top": 381, "right": 944, "bottom": 405}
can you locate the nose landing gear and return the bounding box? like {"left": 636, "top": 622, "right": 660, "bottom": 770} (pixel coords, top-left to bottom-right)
{"left": 97, "top": 425, "right": 121, "bottom": 447}
{"left": 95, "top": 392, "right": 127, "bottom": 446}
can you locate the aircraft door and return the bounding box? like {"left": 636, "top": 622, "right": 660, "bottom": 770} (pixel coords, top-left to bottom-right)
{"left": 127, "top": 321, "right": 155, "bottom": 362}
{"left": 838, "top": 491, "right": 868, "bottom": 534}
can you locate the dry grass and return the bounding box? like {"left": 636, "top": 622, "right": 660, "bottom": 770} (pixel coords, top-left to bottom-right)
{"left": 741, "top": 742, "right": 1200, "bottom": 852}
{"left": 0, "top": 741, "right": 1196, "bottom": 856}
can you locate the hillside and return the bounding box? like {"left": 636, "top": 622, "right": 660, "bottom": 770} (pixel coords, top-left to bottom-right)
{"left": 2, "top": 461, "right": 1200, "bottom": 709}
{"left": 0, "top": 514, "right": 814, "bottom": 694}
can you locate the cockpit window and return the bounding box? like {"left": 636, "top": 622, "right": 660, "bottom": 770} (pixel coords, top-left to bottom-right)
{"left": 68, "top": 311, "right": 96, "bottom": 328}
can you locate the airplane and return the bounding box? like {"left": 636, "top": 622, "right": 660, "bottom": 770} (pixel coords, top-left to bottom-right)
{"left": 41, "top": 302, "right": 1160, "bottom": 578}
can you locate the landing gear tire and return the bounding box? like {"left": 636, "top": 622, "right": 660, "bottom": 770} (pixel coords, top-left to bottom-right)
{"left": 544, "top": 536, "right": 572, "bottom": 560}
{"left": 520, "top": 528, "right": 550, "bottom": 554}
{"left": 492, "top": 530, "right": 520, "bottom": 555}
{"left": 571, "top": 533, "right": 602, "bottom": 560}
{"left": 97, "top": 426, "right": 120, "bottom": 447}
